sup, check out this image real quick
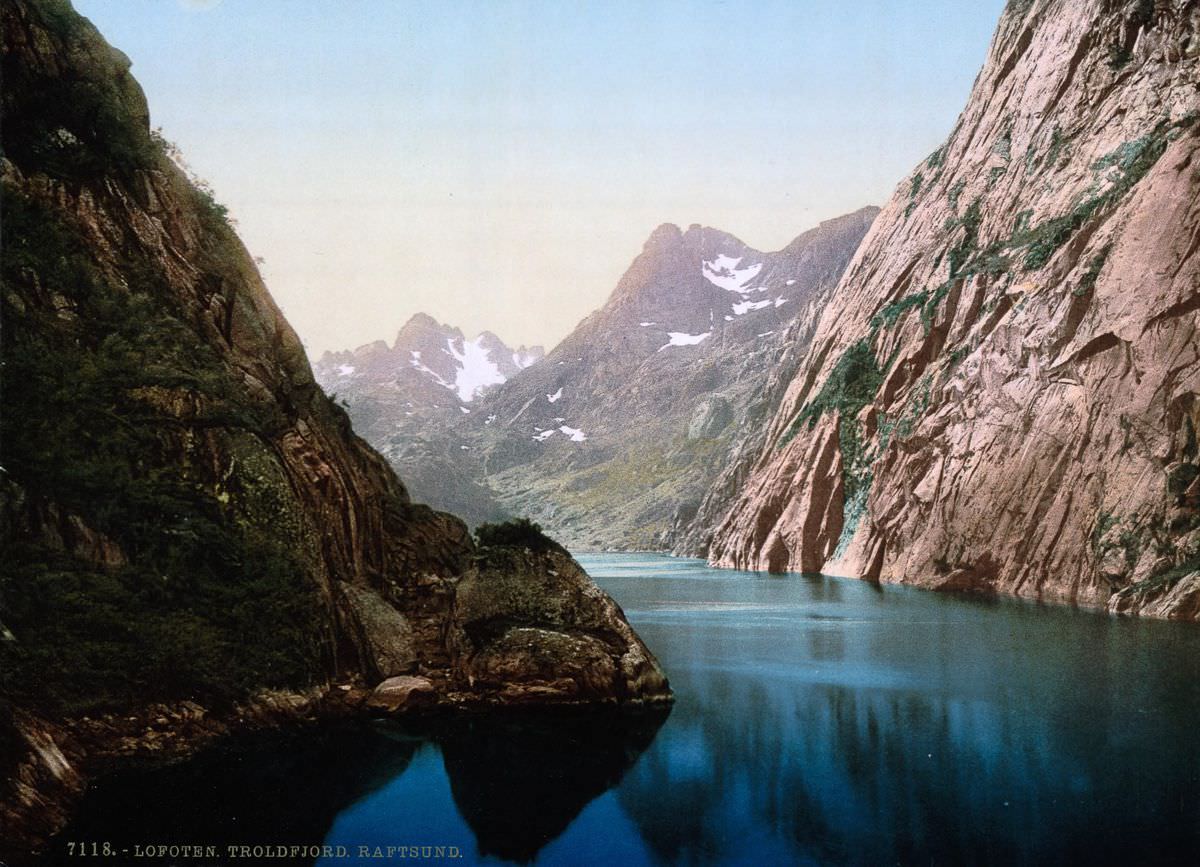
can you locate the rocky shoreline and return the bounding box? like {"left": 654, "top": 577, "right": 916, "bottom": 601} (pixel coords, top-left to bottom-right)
{"left": 1, "top": 677, "right": 673, "bottom": 863}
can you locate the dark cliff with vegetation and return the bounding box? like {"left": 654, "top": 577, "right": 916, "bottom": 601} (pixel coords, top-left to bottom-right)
{"left": 0, "top": 0, "right": 669, "bottom": 855}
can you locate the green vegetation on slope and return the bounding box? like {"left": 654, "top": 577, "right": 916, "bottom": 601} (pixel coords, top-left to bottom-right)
{"left": 0, "top": 185, "right": 325, "bottom": 716}
{"left": 475, "top": 518, "right": 565, "bottom": 555}
{"left": 782, "top": 340, "right": 884, "bottom": 528}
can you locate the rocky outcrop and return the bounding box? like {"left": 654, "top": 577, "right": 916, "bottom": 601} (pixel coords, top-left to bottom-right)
{"left": 364, "top": 675, "right": 437, "bottom": 712}
{"left": 446, "top": 548, "right": 670, "bottom": 704}
{"left": 688, "top": 395, "right": 734, "bottom": 440}
{"left": 708, "top": 0, "right": 1200, "bottom": 618}
{"left": 0, "top": 0, "right": 669, "bottom": 856}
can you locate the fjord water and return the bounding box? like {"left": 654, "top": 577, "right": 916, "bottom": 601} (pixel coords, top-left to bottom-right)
{"left": 58, "top": 555, "right": 1200, "bottom": 865}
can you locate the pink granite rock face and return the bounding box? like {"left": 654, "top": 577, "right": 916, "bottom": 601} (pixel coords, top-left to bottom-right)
{"left": 707, "top": 0, "right": 1200, "bottom": 618}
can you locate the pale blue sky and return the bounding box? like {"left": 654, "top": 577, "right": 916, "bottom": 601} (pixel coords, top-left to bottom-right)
{"left": 75, "top": 0, "right": 1006, "bottom": 355}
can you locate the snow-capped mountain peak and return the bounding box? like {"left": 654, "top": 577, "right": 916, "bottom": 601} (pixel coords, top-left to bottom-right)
{"left": 314, "top": 313, "right": 545, "bottom": 412}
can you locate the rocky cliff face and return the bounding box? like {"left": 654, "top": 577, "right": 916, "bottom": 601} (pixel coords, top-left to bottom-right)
{"left": 473, "top": 211, "right": 877, "bottom": 550}
{"left": 313, "top": 314, "right": 542, "bottom": 526}
{"left": 0, "top": 0, "right": 668, "bottom": 852}
{"left": 708, "top": 0, "right": 1200, "bottom": 618}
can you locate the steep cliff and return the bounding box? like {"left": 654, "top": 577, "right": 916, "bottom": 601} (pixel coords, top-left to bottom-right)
{"left": 0, "top": 0, "right": 668, "bottom": 852}
{"left": 709, "top": 0, "right": 1200, "bottom": 618}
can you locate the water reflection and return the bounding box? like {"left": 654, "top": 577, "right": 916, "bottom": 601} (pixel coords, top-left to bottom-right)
{"left": 438, "top": 710, "right": 669, "bottom": 862}
{"left": 52, "top": 725, "right": 421, "bottom": 862}
{"left": 51, "top": 556, "right": 1200, "bottom": 865}
{"left": 592, "top": 555, "right": 1200, "bottom": 866}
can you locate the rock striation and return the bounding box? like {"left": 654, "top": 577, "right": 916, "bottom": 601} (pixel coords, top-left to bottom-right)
{"left": 706, "top": 0, "right": 1200, "bottom": 618}
{"left": 0, "top": 0, "right": 668, "bottom": 855}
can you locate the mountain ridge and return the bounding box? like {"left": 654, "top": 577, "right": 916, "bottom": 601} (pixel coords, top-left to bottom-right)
{"left": 325, "top": 207, "right": 879, "bottom": 550}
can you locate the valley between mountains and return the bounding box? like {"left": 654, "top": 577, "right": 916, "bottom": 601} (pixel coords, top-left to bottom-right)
{"left": 315, "top": 209, "right": 878, "bottom": 550}
{"left": 3, "top": 0, "right": 1200, "bottom": 860}
{"left": 320, "top": 0, "right": 1200, "bottom": 620}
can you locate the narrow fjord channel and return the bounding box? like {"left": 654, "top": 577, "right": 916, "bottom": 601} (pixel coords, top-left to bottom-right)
{"left": 57, "top": 555, "right": 1200, "bottom": 865}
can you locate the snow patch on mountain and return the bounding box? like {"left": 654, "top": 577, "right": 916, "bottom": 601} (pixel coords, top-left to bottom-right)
{"left": 513, "top": 350, "right": 541, "bottom": 370}
{"left": 547, "top": 388, "right": 563, "bottom": 403}
{"left": 531, "top": 424, "right": 587, "bottom": 443}
{"left": 409, "top": 351, "right": 453, "bottom": 389}
{"left": 337, "top": 364, "right": 356, "bottom": 377}
{"left": 702, "top": 255, "right": 763, "bottom": 295}
{"left": 732, "top": 298, "right": 773, "bottom": 316}
{"left": 559, "top": 425, "right": 587, "bottom": 442}
{"left": 446, "top": 336, "right": 506, "bottom": 402}
{"left": 659, "top": 331, "right": 711, "bottom": 351}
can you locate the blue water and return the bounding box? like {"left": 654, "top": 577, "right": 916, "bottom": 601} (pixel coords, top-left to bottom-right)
{"left": 55, "top": 555, "right": 1200, "bottom": 865}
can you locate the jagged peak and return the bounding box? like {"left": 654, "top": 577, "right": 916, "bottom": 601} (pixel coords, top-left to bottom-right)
{"left": 351, "top": 339, "right": 390, "bottom": 356}
{"left": 393, "top": 312, "right": 461, "bottom": 349}
{"left": 643, "top": 222, "right": 684, "bottom": 251}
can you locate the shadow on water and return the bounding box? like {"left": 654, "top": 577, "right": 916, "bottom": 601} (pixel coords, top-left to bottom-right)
{"left": 49, "top": 723, "right": 421, "bottom": 864}
{"left": 48, "top": 707, "right": 670, "bottom": 866}
{"left": 437, "top": 708, "right": 670, "bottom": 863}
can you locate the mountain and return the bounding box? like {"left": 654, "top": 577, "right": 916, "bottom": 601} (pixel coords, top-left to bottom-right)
{"left": 0, "top": 0, "right": 668, "bottom": 852}
{"left": 313, "top": 315, "right": 542, "bottom": 525}
{"left": 472, "top": 211, "right": 878, "bottom": 550}
{"left": 705, "top": 0, "right": 1200, "bottom": 618}
{"left": 314, "top": 313, "right": 543, "bottom": 439}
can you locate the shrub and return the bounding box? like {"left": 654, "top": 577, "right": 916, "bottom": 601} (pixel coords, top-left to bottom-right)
{"left": 1044, "top": 126, "right": 1068, "bottom": 169}
{"left": 992, "top": 123, "right": 1012, "bottom": 161}
{"left": 1019, "top": 116, "right": 1195, "bottom": 270}
{"left": 947, "top": 181, "right": 967, "bottom": 212}
{"left": 947, "top": 198, "right": 983, "bottom": 278}
{"left": 871, "top": 292, "right": 929, "bottom": 331}
{"left": 1075, "top": 245, "right": 1112, "bottom": 295}
{"left": 782, "top": 340, "right": 885, "bottom": 511}
{"left": 921, "top": 282, "right": 953, "bottom": 331}
{"left": 792, "top": 340, "right": 884, "bottom": 432}
{"left": 910, "top": 171, "right": 925, "bottom": 198}
{"left": 1168, "top": 463, "right": 1199, "bottom": 497}
{"left": 475, "top": 518, "right": 564, "bottom": 554}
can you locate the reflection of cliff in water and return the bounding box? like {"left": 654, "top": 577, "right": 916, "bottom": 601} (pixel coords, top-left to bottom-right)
{"left": 615, "top": 600, "right": 1200, "bottom": 866}
{"left": 438, "top": 708, "right": 670, "bottom": 863}
{"left": 50, "top": 724, "right": 421, "bottom": 865}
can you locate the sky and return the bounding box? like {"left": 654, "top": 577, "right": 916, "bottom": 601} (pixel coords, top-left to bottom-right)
{"left": 74, "top": 0, "right": 1006, "bottom": 358}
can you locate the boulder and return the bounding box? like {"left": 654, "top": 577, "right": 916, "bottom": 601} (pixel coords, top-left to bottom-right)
{"left": 365, "top": 676, "right": 437, "bottom": 712}
{"left": 340, "top": 585, "right": 417, "bottom": 680}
